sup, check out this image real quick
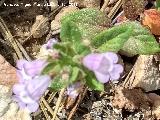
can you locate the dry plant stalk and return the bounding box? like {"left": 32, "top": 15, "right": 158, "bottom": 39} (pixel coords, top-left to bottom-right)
{"left": 0, "top": 16, "right": 23, "bottom": 59}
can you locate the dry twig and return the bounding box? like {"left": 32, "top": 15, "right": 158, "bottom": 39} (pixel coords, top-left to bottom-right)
{"left": 108, "top": 0, "right": 123, "bottom": 19}
{"left": 52, "top": 88, "right": 65, "bottom": 120}
{"left": 101, "top": 0, "right": 110, "bottom": 12}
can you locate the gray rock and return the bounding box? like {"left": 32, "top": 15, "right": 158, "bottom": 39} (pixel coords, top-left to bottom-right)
{"left": 124, "top": 55, "right": 160, "bottom": 92}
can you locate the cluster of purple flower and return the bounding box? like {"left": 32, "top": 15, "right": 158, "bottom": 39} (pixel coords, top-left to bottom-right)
{"left": 12, "top": 59, "right": 51, "bottom": 112}
{"left": 12, "top": 39, "right": 124, "bottom": 112}
{"left": 12, "top": 39, "right": 58, "bottom": 112}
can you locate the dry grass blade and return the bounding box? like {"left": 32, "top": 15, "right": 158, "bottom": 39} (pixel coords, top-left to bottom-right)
{"left": 101, "top": 0, "right": 110, "bottom": 12}
{"left": 51, "top": 88, "right": 65, "bottom": 120}
{"left": 112, "top": 11, "right": 124, "bottom": 24}
{"left": 15, "top": 40, "right": 31, "bottom": 61}
{"left": 108, "top": 0, "right": 123, "bottom": 19}
{"left": 41, "top": 97, "right": 55, "bottom": 116}
{"left": 47, "top": 92, "right": 57, "bottom": 103}
{"left": 123, "top": 68, "right": 134, "bottom": 88}
{"left": 40, "top": 100, "right": 50, "bottom": 119}
{"left": 0, "top": 16, "right": 23, "bottom": 59}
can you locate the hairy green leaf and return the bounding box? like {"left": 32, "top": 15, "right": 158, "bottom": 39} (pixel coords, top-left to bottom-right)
{"left": 50, "top": 76, "right": 65, "bottom": 91}
{"left": 92, "top": 21, "right": 160, "bottom": 56}
{"left": 69, "top": 67, "right": 80, "bottom": 83}
{"left": 42, "top": 61, "right": 59, "bottom": 74}
{"left": 60, "top": 8, "right": 110, "bottom": 54}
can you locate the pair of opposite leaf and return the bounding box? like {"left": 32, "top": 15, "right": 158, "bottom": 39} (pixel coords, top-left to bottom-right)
{"left": 60, "top": 8, "right": 160, "bottom": 57}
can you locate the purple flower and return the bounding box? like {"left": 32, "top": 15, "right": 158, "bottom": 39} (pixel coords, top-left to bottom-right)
{"left": 13, "top": 59, "right": 50, "bottom": 112}
{"left": 67, "top": 82, "right": 81, "bottom": 99}
{"left": 13, "top": 75, "right": 51, "bottom": 112}
{"left": 83, "top": 52, "right": 123, "bottom": 83}
{"left": 43, "top": 38, "right": 57, "bottom": 50}
{"left": 16, "top": 59, "right": 47, "bottom": 82}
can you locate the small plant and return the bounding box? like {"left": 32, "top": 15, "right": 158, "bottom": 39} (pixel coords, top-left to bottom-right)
{"left": 12, "top": 8, "right": 160, "bottom": 112}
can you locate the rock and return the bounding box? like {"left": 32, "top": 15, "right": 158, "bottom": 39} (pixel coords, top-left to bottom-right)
{"left": 1, "top": 107, "right": 31, "bottom": 120}
{"left": 124, "top": 55, "right": 160, "bottom": 92}
{"left": 51, "top": 20, "right": 61, "bottom": 31}
{"left": 0, "top": 55, "right": 17, "bottom": 86}
{"left": 0, "top": 85, "right": 12, "bottom": 116}
{"left": 69, "top": 0, "right": 101, "bottom": 8}
{"left": 31, "top": 15, "right": 50, "bottom": 38}
{"left": 112, "top": 86, "right": 151, "bottom": 112}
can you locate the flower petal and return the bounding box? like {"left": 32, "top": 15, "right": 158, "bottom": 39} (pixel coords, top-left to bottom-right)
{"left": 45, "top": 38, "right": 57, "bottom": 49}
{"left": 83, "top": 53, "right": 103, "bottom": 71}
{"left": 16, "top": 70, "right": 24, "bottom": 82}
{"left": 67, "top": 90, "right": 78, "bottom": 98}
{"left": 94, "top": 71, "right": 110, "bottom": 83}
{"left": 24, "top": 60, "right": 47, "bottom": 77}
{"left": 67, "top": 82, "right": 81, "bottom": 98}
{"left": 96, "top": 56, "right": 113, "bottom": 74}
{"left": 103, "top": 52, "right": 119, "bottom": 63}
{"left": 27, "top": 75, "right": 51, "bottom": 100}
{"left": 109, "top": 64, "right": 123, "bottom": 80}
{"left": 17, "top": 60, "right": 28, "bottom": 69}
{"left": 18, "top": 101, "right": 26, "bottom": 109}
{"left": 12, "top": 84, "right": 25, "bottom": 95}
{"left": 27, "top": 102, "right": 39, "bottom": 112}
{"left": 19, "top": 91, "right": 35, "bottom": 104}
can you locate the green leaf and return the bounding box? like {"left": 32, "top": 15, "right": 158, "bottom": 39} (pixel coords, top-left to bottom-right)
{"left": 60, "top": 8, "right": 111, "bottom": 53}
{"left": 92, "top": 21, "right": 160, "bottom": 56}
{"left": 60, "top": 20, "right": 82, "bottom": 43}
{"left": 42, "top": 61, "right": 58, "bottom": 74}
{"left": 69, "top": 67, "right": 80, "bottom": 83}
{"left": 156, "top": 0, "right": 160, "bottom": 10}
{"left": 85, "top": 71, "right": 104, "bottom": 91}
{"left": 73, "top": 42, "right": 91, "bottom": 55}
{"left": 50, "top": 76, "right": 65, "bottom": 91}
